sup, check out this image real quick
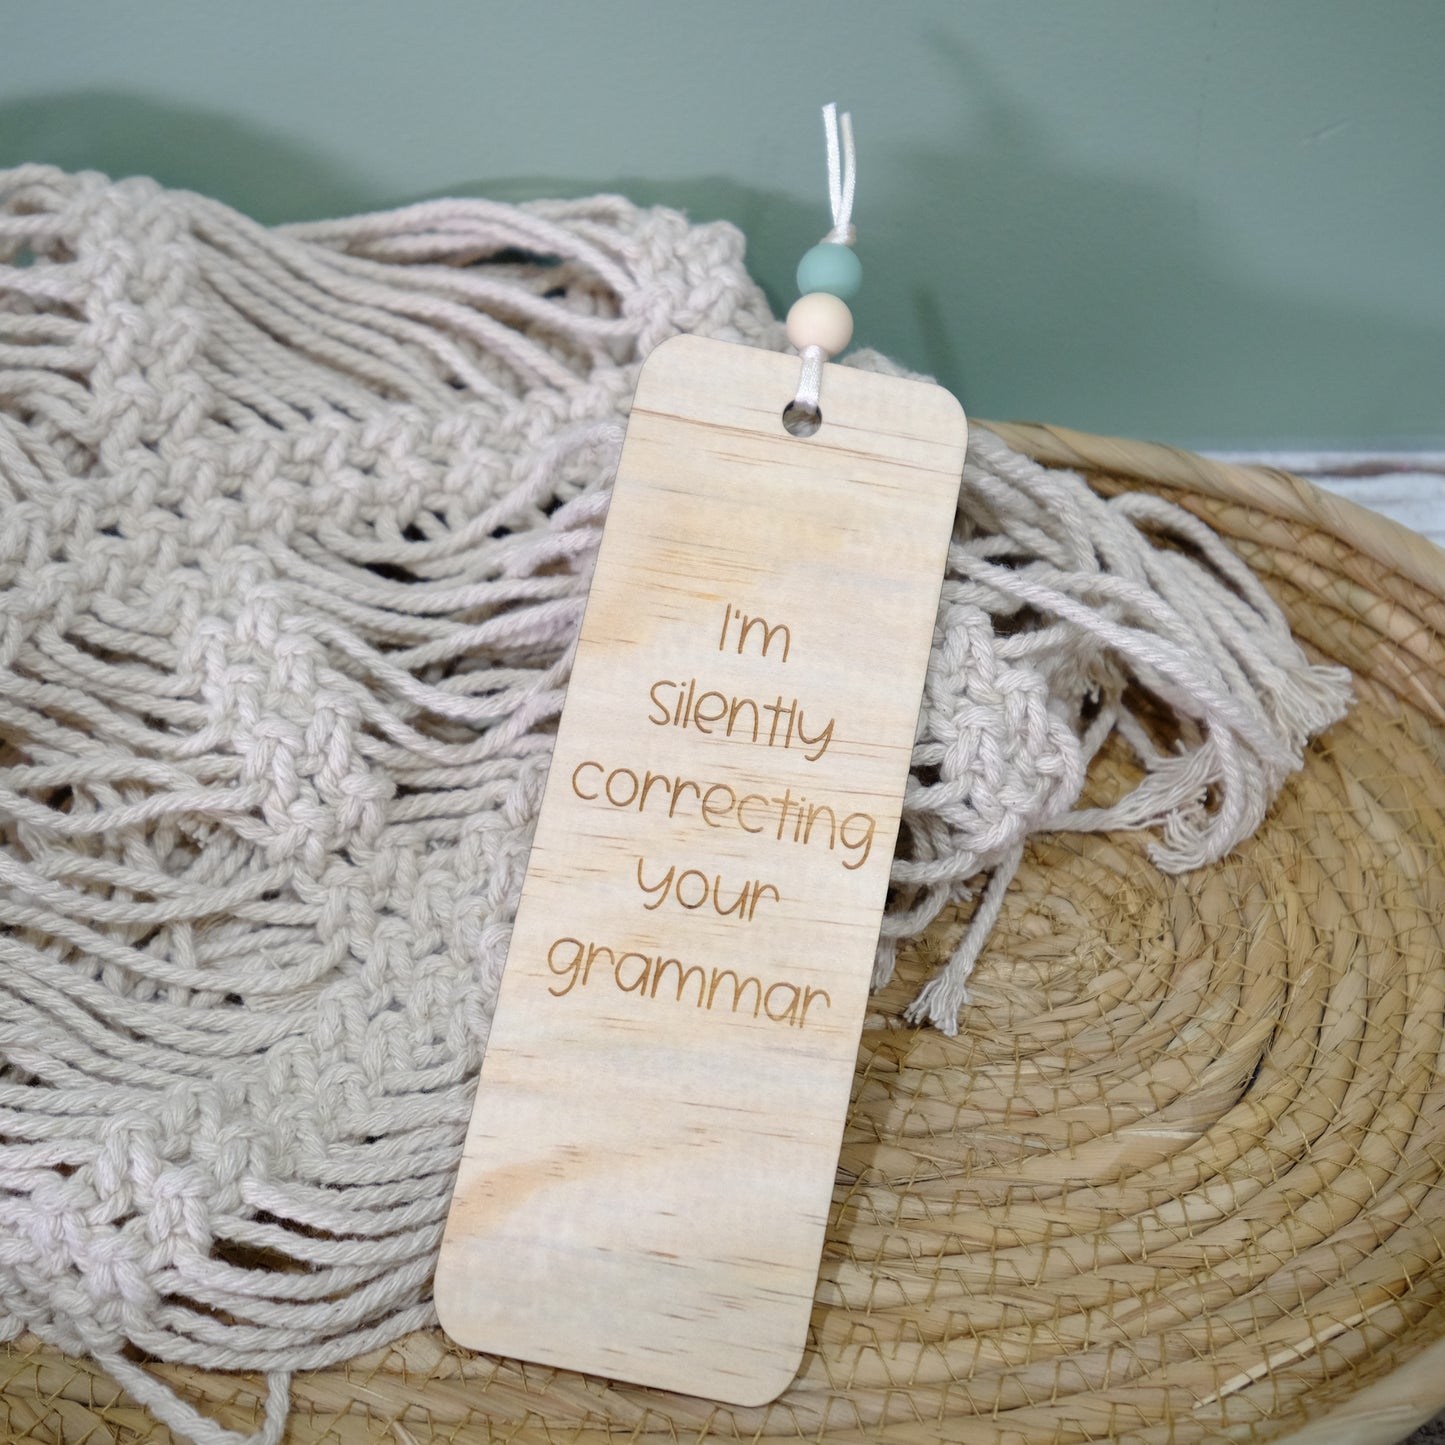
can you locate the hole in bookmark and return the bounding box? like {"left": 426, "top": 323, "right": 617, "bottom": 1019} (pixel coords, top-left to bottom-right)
{"left": 781, "top": 401, "right": 821, "bottom": 438}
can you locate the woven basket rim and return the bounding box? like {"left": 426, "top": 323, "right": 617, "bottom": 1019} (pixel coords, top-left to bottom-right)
{"left": 994, "top": 421, "right": 1445, "bottom": 1445}
{"left": 989, "top": 420, "right": 1445, "bottom": 594}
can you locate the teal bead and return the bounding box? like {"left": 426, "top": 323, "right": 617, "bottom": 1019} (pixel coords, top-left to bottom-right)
{"left": 795, "top": 242, "right": 861, "bottom": 301}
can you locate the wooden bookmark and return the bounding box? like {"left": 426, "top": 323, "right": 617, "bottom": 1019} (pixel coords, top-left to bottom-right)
{"left": 437, "top": 333, "right": 966, "bottom": 1405}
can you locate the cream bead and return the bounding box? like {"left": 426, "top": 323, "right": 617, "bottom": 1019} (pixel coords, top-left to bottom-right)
{"left": 786, "top": 292, "right": 853, "bottom": 357}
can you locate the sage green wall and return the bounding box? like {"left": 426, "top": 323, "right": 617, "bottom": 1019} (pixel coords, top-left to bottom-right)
{"left": 3, "top": 1, "right": 1441, "bottom": 448}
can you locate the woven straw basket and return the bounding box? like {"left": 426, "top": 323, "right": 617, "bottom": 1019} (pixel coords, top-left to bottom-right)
{"left": 4, "top": 425, "right": 1443, "bottom": 1445}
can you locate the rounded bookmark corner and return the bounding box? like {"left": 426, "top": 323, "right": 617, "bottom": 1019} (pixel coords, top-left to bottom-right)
{"left": 719, "top": 1340, "right": 809, "bottom": 1409}
{"left": 638, "top": 330, "right": 713, "bottom": 377}
{"left": 430, "top": 1248, "right": 470, "bottom": 1350}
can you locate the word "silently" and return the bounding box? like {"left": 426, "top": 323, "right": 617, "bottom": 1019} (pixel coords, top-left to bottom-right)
{"left": 647, "top": 680, "right": 834, "bottom": 762}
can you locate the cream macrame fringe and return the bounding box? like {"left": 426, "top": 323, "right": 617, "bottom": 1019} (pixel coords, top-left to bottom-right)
{"left": 882, "top": 423, "right": 1354, "bottom": 1032}
{"left": 0, "top": 167, "right": 1350, "bottom": 1445}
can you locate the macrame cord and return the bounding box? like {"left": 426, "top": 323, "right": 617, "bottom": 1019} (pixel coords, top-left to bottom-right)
{"left": 0, "top": 164, "right": 1350, "bottom": 1445}
{"left": 791, "top": 102, "right": 856, "bottom": 417}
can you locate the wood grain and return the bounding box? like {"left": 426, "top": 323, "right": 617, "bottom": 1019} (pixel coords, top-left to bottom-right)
{"left": 436, "top": 335, "right": 966, "bottom": 1404}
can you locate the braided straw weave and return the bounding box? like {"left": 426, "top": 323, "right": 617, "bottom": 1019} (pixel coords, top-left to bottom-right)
{"left": 2, "top": 169, "right": 1443, "bottom": 1443}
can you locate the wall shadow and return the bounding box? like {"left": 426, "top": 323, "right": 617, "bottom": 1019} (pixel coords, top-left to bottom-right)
{"left": 2, "top": 84, "right": 1439, "bottom": 449}
{"left": 0, "top": 90, "right": 372, "bottom": 224}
